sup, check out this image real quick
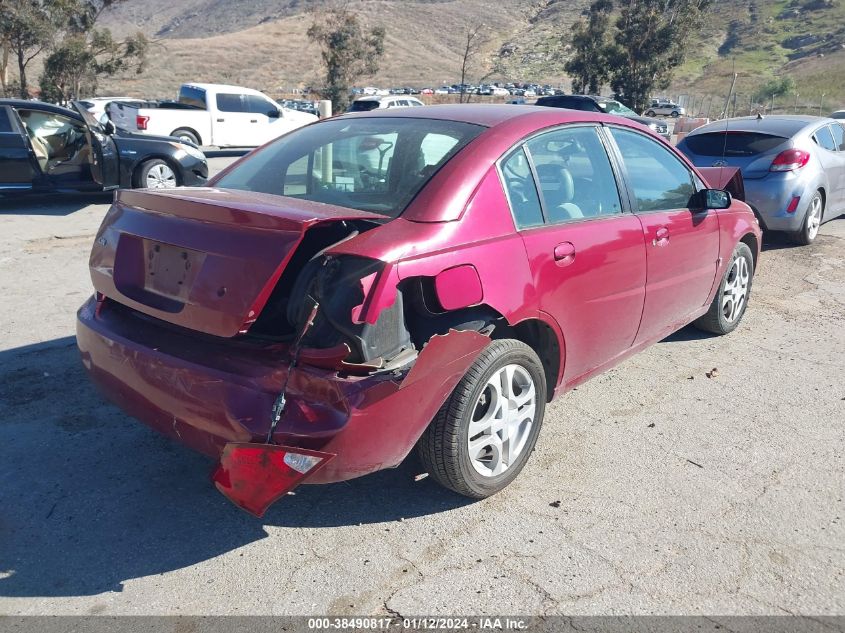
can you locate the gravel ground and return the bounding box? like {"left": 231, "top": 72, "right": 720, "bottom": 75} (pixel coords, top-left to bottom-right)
{"left": 0, "top": 157, "right": 843, "bottom": 616}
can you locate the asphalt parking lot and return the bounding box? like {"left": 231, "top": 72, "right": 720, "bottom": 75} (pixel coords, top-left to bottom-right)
{"left": 0, "top": 154, "right": 843, "bottom": 616}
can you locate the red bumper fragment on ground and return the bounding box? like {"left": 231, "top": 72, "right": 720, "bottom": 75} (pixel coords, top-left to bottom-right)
{"left": 212, "top": 443, "right": 334, "bottom": 517}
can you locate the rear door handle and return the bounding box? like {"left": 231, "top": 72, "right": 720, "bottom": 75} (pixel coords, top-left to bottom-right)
{"left": 652, "top": 227, "right": 670, "bottom": 247}
{"left": 553, "top": 241, "right": 576, "bottom": 265}
{"left": 216, "top": 118, "right": 225, "bottom": 122}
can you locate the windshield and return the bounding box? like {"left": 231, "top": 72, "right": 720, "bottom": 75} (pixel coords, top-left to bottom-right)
{"left": 215, "top": 117, "right": 485, "bottom": 217}
{"left": 599, "top": 100, "right": 636, "bottom": 115}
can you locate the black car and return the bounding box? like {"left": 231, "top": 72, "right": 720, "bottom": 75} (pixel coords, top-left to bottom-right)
{"left": 0, "top": 99, "right": 208, "bottom": 194}
{"left": 535, "top": 94, "right": 671, "bottom": 140}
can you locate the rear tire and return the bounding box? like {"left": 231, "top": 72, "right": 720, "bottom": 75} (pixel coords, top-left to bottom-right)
{"left": 417, "top": 339, "right": 546, "bottom": 499}
{"left": 170, "top": 128, "right": 199, "bottom": 146}
{"left": 693, "top": 242, "right": 754, "bottom": 335}
{"left": 790, "top": 190, "right": 823, "bottom": 246}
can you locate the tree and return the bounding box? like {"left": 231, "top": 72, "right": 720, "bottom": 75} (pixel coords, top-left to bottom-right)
{"left": 752, "top": 76, "right": 795, "bottom": 104}
{"left": 606, "top": 0, "right": 710, "bottom": 111}
{"left": 307, "top": 6, "right": 385, "bottom": 113}
{"left": 564, "top": 0, "right": 614, "bottom": 95}
{"left": 39, "top": 0, "right": 147, "bottom": 101}
{"left": 458, "top": 23, "right": 489, "bottom": 104}
{"left": 0, "top": 0, "right": 55, "bottom": 98}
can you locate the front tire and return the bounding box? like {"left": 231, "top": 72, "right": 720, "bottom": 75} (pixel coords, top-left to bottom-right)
{"left": 135, "top": 159, "right": 178, "bottom": 189}
{"left": 790, "top": 190, "right": 823, "bottom": 246}
{"left": 645, "top": 110, "right": 656, "bottom": 117}
{"left": 417, "top": 339, "right": 547, "bottom": 499}
{"left": 693, "top": 242, "right": 754, "bottom": 335}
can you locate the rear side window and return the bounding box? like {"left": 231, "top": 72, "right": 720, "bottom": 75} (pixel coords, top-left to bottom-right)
{"left": 348, "top": 100, "right": 380, "bottom": 112}
{"left": 525, "top": 126, "right": 622, "bottom": 223}
{"left": 831, "top": 124, "right": 845, "bottom": 151}
{"left": 0, "top": 107, "right": 12, "bottom": 133}
{"left": 610, "top": 127, "right": 696, "bottom": 212}
{"left": 216, "top": 93, "right": 247, "bottom": 113}
{"left": 500, "top": 148, "right": 544, "bottom": 229}
{"left": 684, "top": 132, "right": 786, "bottom": 157}
{"left": 178, "top": 86, "right": 207, "bottom": 109}
{"left": 813, "top": 126, "right": 837, "bottom": 152}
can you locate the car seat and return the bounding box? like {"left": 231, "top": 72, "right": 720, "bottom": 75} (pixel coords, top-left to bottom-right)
{"left": 22, "top": 122, "right": 50, "bottom": 172}
{"left": 534, "top": 163, "right": 583, "bottom": 221}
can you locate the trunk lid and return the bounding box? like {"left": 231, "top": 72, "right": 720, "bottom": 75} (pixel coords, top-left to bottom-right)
{"left": 89, "top": 188, "right": 383, "bottom": 338}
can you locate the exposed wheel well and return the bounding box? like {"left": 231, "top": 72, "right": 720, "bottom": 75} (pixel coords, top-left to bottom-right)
{"left": 498, "top": 319, "right": 561, "bottom": 402}
{"left": 739, "top": 233, "right": 759, "bottom": 271}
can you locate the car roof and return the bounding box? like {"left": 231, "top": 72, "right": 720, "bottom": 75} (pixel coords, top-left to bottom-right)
{"left": 0, "top": 99, "right": 81, "bottom": 118}
{"left": 355, "top": 95, "right": 419, "bottom": 102}
{"left": 341, "top": 103, "right": 642, "bottom": 128}
{"left": 690, "top": 115, "right": 834, "bottom": 138}
{"left": 183, "top": 83, "right": 266, "bottom": 96}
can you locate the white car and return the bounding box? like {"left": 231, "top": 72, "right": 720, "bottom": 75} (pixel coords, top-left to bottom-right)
{"left": 831, "top": 110, "right": 845, "bottom": 120}
{"left": 644, "top": 101, "right": 686, "bottom": 117}
{"left": 114, "top": 83, "right": 317, "bottom": 148}
{"left": 347, "top": 96, "right": 425, "bottom": 112}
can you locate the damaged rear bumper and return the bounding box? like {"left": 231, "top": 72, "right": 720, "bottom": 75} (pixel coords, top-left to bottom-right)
{"left": 76, "top": 296, "right": 489, "bottom": 490}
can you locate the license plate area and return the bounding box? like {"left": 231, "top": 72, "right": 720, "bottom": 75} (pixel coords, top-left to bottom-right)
{"left": 143, "top": 239, "right": 205, "bottom": 302}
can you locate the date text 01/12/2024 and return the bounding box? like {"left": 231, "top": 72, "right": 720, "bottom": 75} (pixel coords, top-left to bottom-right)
{"left": 306, "top": 617, "right": 529, "bottom": 630}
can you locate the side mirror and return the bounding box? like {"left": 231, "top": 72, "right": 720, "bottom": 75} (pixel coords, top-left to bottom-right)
{"left": 693, "top": 188, "right": 731, "bottom": 210}
{"left": 267, "top": 109, "right": 281, "bottom": 119}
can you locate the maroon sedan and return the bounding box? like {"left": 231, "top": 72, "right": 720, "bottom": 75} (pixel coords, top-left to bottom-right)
{"left": 77, "top": 105, "right": 761, "bottom": 516}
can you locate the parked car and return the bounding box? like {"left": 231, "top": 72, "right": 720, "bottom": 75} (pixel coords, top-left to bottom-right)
{"left": 277, "top": 99, "right": 319, "bottom": 118}
{"left": 535, "top": 94, "right": 670, "bottom": 140}
{"left": 830, "top": 110, "right": 845, "bottom": 120}
{"left": 77, "top": 104, "right": 760, "bottom": 516}
{"left": 645, "top": 101, "right": 686, "bottom": 118}
{"left": 677, "top": 115, "right": 845, "bottom": 245}
{"left": 116, "top": 83, "right": 317, "bottom": 148}
{"left": 77, "top": 97, "right": 148, "bottom": 124}
{"left": 346, "top": 95, "right": 425, "bottom": 112}
{"left": 0, "top": 99, "right": 207, "bottom": 194}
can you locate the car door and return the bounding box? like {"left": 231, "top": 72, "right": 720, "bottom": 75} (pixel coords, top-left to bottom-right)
{"left": 212, "top": 93, "right": 258, "bottom": 147}
{"left": 829, "top": 123, "right": 845, "bottom": 211}
{"left": 606, "top": 126, "right": 720, "bottom": 344}
{"left": 502, "top": 125, "right": 647, "bottom": 383}
{"left": 815, "top": 124, "right": 845, "bottom": 213}
{"left": 72, "top": 102, "right": 120, "bottom": 189}
{"left": 0, "top": 105, "right": 37, "bottom": 190}
{"left": 244, "top": 94, "right": 281, "bottom": 146}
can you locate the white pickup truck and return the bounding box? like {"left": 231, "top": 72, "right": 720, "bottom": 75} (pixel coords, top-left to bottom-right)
{"left": 110, "top": 83, "right": 318, "bottom": 148}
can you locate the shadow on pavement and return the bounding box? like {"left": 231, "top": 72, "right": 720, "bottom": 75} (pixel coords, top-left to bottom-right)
{"left": 0, "top": 337, "right": 471, "bottom": 598}
{"left": 0, "top": 193, "right": 113, "bottom": 216}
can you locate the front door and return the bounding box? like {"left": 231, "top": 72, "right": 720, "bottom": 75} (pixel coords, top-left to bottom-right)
{"left": 606, "top": 126, "right": 721, "bottom": 344}
{"left": 0, "top": 106, "right": 37, "bottom": 190}
{"left": 73, "top": 101, "right": 120, "bottom": 189}
{"left": 501, "top": 125, "right": 648, "bottom": 384}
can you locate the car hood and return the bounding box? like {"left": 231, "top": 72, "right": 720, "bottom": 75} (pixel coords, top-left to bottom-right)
{"left": 113, "top": 129, "right": 193, "bottom": 146}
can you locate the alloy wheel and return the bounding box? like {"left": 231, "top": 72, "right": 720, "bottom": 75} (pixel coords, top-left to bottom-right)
{"left": 807, "top": 195, "right": 822, "bottom": 241}
{"left": 467, "top": 364, "right": 537, "bottom": 478}
{"left": 722, "top": 255, "right": 750, "bottom": 323}
{"left": 146, "top": 163, "right": 177, "bottom": 189}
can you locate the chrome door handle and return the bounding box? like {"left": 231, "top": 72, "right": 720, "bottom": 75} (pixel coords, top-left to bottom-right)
{"left": 652, "top": 227, "right": 669, "bottom": 247}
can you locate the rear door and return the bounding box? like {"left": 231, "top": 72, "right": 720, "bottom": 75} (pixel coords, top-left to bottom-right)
{"left": 813, "top": 124, "right": 845, "bottom": 212}
{"left": 0, "top": 105, "right": 37, "bottom": 190}
{"left": 505, "top": 125, "right": 647, "bottom": 383}
{"left": 607, "top": 126, "right": 720, "bottom": 344}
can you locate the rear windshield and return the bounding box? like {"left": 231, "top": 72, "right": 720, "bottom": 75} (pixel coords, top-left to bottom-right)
{"left": 684, "top": 132, "right": 786, "bottom": 157}
{"left": 348, "top": 100, "right": 380, "bottom": 112}
{"left": 178, "top": 86, "right": 207, "bottom": 110}
{"left": 215, "top": 117, "right": 485, "bottom": 218}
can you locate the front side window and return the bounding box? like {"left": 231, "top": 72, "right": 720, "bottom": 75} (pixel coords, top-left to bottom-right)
{"left": 525, "top": 126, "right": 623, "bottom": 223}
{"left": 246, "top": 95, "right": 276, "bottom": 115}
{"left": 216, "top": 117, "right": 484, "bottom": 218}
{"left": 610, "top": 127, "right": 696, "bottom": 212}
{"left": 216, "top": 93, "right": 246, "bottom": 113}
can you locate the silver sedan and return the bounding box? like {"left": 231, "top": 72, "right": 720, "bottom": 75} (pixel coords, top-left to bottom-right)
{"left": 677, "top": 115, "right": 845, "bottom": 244}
